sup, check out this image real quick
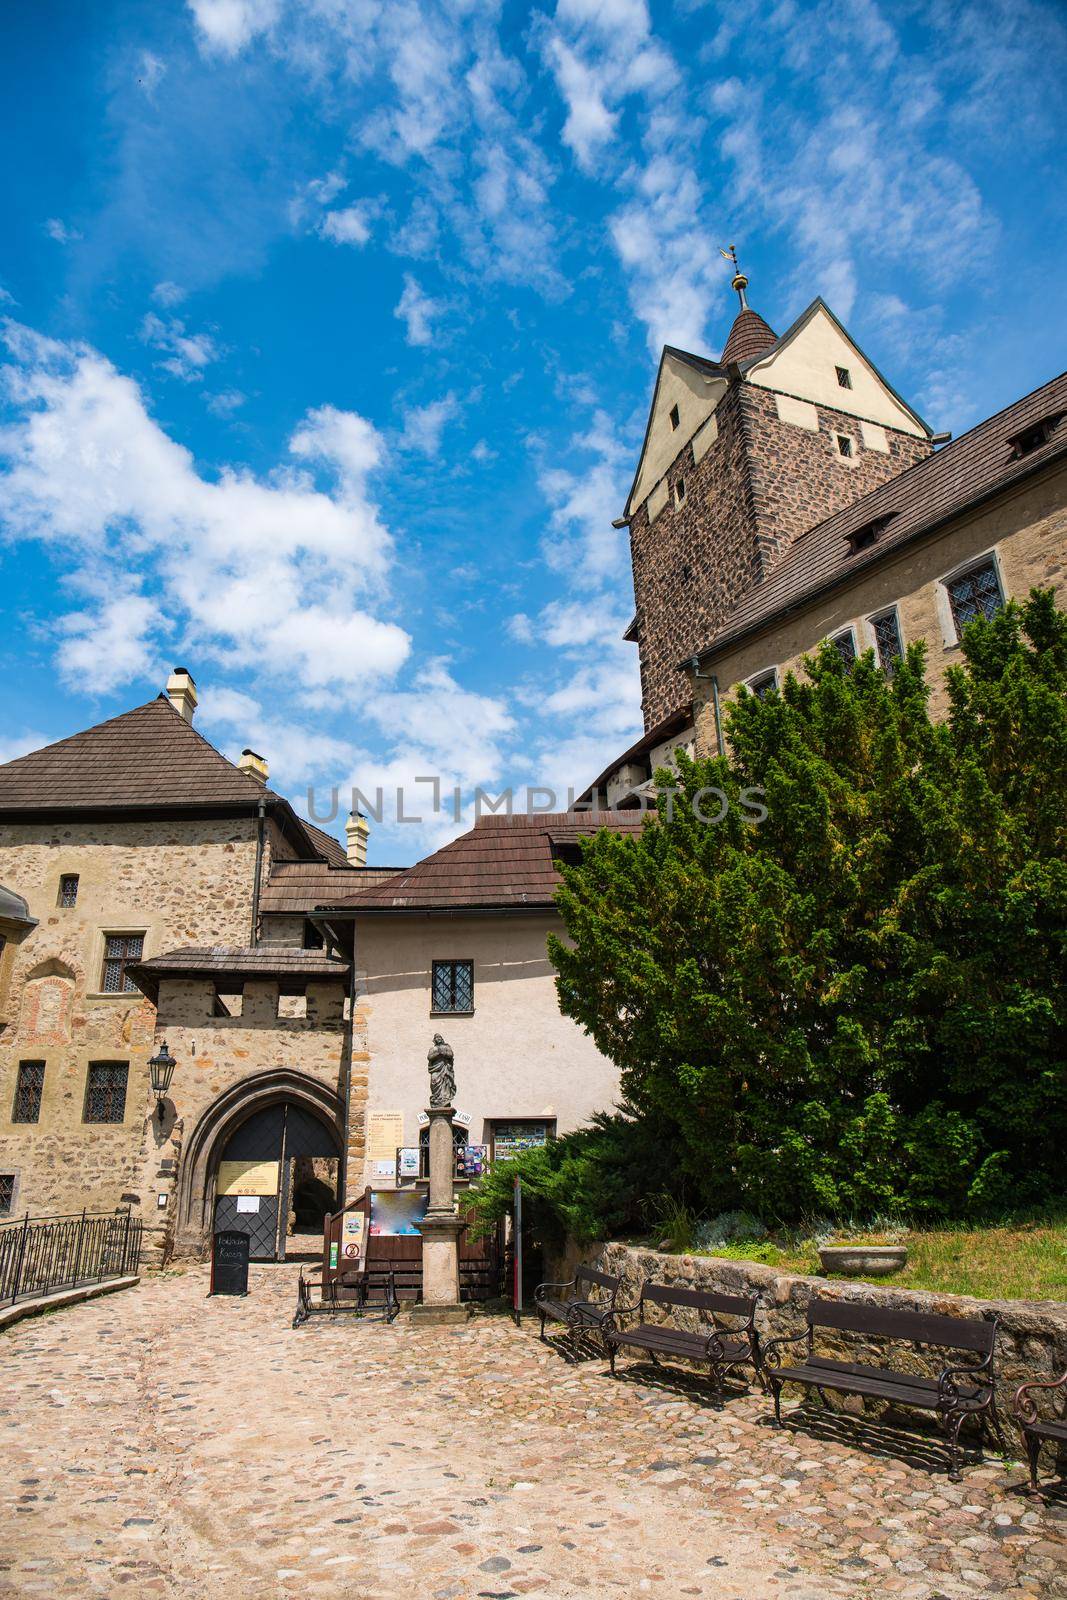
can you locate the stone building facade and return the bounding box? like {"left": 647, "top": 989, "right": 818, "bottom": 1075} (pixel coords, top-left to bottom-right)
{"left": 0, "top": 683, "right": 631, "bottom": 1266}
{"left": 589, "top": 284, "right": 1066, "bottom": 802}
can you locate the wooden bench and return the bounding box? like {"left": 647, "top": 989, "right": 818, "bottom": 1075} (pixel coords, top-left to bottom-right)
{"left": 1013, "top": 1368, "right": 1067, "bottom": 1492}
{"left": 535, "top": 1265, "right": 622, "bottom": 1354}
{"left": 603, "top": 1281, "right": 761, "bottom": 1400}
{"left": 763, "top": 1296, "right": 1001, "bottom": 1479}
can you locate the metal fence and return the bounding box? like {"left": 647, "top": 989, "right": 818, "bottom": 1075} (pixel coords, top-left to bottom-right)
{"left": 0, "top": 1208, "right": 143, "bottom": 1307}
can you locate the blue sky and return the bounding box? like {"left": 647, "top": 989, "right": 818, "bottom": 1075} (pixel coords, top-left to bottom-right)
{"left": 2, "top": 0, "right": 1065, "bottom": 862}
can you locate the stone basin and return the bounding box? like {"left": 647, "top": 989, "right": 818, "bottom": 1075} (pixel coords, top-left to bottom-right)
{"left": 817, "top": 1244, "right": 908, "bottom": 1277}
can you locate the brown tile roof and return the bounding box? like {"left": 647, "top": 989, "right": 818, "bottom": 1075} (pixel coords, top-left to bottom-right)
{"left": 694, "top": 370, "right": 1067, "bottom": 664}
{"left": 0, "top": 696, "right": 281, "bottom": 812}
{"left": 297, "top": 818, "right": 352, "bottom": 869}
{"left": 127, "top": 945, "right": 350, "bottom": 1002}
{"left": 721, "top": 306, "right": 777, "bottom": 366}
{"left": 260, "top": 861, "right": 407, "bottom": 913}
{"left": 321, "top": 811, "right": 647, "bottom": 913}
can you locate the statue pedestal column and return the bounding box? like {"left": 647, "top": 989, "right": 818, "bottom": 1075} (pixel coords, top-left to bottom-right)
{"left": 412, "top": 1103, "right": 470, "bottom": 1326}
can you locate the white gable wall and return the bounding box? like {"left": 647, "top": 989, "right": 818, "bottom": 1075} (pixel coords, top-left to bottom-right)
{"left": 628, "top": 353, "right": 728, "bottom": 514}
{"left": 746, "top": 305, "right": 926, "bottom": 438}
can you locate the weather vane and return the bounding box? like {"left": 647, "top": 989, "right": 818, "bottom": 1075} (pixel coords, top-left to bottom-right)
{"left": 719, "top": 244, "right": 749, "bottom": 311}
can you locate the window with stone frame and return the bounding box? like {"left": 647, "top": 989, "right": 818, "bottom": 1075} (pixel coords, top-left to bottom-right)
{"left": 84, "top": 1061, "right": 128, "bottom": 1123}
{"left": 836, "top": 365, "right": 853, "bottom": 389}
{"left": 13, "top": 1061, "right": 45, "bottom": 1124}
{"left": 871, "top": 608, "right": 904, "bottom": 673}
{"left": 59, "top": 873, "right": 79, "bottom": 908}
{"left": 747, "top": 669, "right": 778, "bottom": 701}
{"left": 835, "top": 433, "right": 854, "bottom": 458}
{"left": 668, "top": 403, "right": 680, "bottom": 430}
{"left": 431, "top": 960, "right": 474, "bottom": 1014}
{"left": 0, "top": 1173, "right": 15, "bottom": 1216}
{"left": 830, "top": 629, "right": 857, "bottom": 668}
{"left": 946, "top": 559, "right": 1003, "bottom": 637}
{"left": 100, "top": 933, "right": 145, "bottom": 994}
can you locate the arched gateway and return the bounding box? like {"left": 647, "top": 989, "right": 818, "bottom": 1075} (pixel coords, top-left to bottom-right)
{"left": 176, "top": 1069, "right": 344, "bottom": 1260}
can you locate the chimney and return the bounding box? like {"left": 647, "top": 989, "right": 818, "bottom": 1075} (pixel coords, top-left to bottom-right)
{"left": 345, "top": 812, "right": 370, "bottom": 867}
{"left": 237, "top": 748, "right": 269, "bottom": 786}
{"left": 166, "top": 667, "right": 198, "bottom": 723}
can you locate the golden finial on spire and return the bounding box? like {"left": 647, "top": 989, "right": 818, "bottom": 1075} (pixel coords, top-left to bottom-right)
{"left": 719, "top": 243, "right": 749, "bottom": 311}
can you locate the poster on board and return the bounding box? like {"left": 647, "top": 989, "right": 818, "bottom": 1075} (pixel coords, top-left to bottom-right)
{"left": 370, "top": 1190, "right": 429, "bottom": 1236}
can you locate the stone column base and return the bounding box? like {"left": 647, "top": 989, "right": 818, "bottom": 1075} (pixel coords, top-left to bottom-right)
{"left": 410, "top": 1301, "right": 472, "bottom": 1326}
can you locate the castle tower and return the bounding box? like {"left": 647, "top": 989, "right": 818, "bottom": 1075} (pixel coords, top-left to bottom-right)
{"left": 621, "top": 271, "right": 934, "bottom": 729}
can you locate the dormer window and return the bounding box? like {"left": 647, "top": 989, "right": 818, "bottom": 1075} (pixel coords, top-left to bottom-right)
{"left": 675, "top": 477, "right": 686, "bottom": 506}
{"left": 835, "top": 434, "right": 854, "bottom": 459}
{"left": 846, "top": 514, "right": 893, "bottom": 555}
{"left": 836, "top": 366, "right": 852, "bottom": 389}
{"left": 1009, "top": 414, "right": 1061, "bottom": 459}
{"left": 668, "top": 403, "right": 680, "bottom": 431}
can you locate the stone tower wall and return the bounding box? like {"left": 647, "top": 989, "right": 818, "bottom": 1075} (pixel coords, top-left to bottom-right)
{"left": 629, "top": 378, "right": 931, "bottom": 729}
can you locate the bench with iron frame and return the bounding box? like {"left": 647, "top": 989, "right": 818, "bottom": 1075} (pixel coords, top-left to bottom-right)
{"left": 763, "top": 1296, "right": 1002, "bottom": 1480}
{"left": 1013, "top": 1367, "right": 1067, "bottom": 1493}
{"left": 603, "top": 1280, "right": 762, "bottom": 1401}
{"left": 534, "top": 1265, "right": 622, "bottom": 1354}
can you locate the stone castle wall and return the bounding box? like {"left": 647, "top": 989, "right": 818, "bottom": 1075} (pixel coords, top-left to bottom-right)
{"left": 691, "top": 463, "right": 1067, "bottom": 754}
{"left": 629, "top": 380, "right": 927, "bottom": 730}
{"left": 564, "top": 1240, "right": 1067, "bottom": 1405}
{"left": 136, "top": 973, "right": 356, "bottom": 1262}
{"left": 0, "top": 817, "right": 259, "bottom": 1220}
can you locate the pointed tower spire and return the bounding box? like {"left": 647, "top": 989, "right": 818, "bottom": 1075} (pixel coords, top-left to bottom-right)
{"left": 720, "top": 244, "right": 749, "bottom": 311}
{"left": 718, "top": 247, "right": 776, "bottom": 365}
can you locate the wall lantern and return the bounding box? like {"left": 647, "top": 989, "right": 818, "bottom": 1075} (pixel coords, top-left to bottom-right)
{"left": 148, "top": 1040, "right": 177, "bottom": 1122}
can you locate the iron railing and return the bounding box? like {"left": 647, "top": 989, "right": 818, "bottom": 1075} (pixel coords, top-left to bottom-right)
{"left": 0, "top": 1208, "right": 142, "bottom": 1307}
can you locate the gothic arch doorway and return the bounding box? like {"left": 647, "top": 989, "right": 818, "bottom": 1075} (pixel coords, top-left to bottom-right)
{"left": 177, "top": 1070, "right": 343, "bottom": 1260}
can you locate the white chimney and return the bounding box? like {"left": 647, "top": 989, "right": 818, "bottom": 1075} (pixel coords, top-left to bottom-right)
{"left": 166, "top": 667, "right": 198, "bottom": 723}
{"left": 238, "top": 748, "right": 269, "bottom": 786}
{"left": 345, "top": 812, "right": 370, "bottom": 867}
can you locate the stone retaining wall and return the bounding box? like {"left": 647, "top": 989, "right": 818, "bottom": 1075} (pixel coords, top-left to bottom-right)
{"left": 561, "top": 1241, "right": 1067, "bottom": 1403}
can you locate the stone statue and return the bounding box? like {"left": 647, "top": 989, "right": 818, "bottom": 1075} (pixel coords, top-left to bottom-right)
{"left": 427, "top": 1033, "right": 456, "bottom": 1108}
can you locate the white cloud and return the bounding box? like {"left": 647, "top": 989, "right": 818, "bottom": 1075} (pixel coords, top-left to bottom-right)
{"left": 204, "top": 387, "right": 246, "bottom": 416}
{"left": 137, "top": 51, "right": 167, "bottom": 95}
{"left": 200, "top": 684, "right": 359, "bottom": 784}
{"left": 55, "top": 592, "right": 162, "bottom": 693}
{"left": 139, "top": 311, "right": 219, "bottom": 381}
{"left": 399, "top": 394, "right": 459, "bottom": 457}
{"left": 318, "top": 202, "right": 378, "bottom": 248}
{"left": 187, "top": 0, "right": 280, "bottom": 56}
{"left": 45, "top": 219, "right": 81, "bottom": 245}
{"left": 151, "top": 281, "right": 187, "bottom": 307}
{"left": 0, "top": 321, "right": 408, "bottom": 699}
{"left": 537, "top": 409, "right": 632, "bottom": 583}
{"left": 394, "top": 274, "right": 443, "bottom": 346}
{"left": 470, "top": 439, "right": 496, "bottom": 464}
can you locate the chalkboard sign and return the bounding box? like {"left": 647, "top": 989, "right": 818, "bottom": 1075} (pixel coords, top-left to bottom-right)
{"left": 211, "top": 1229, "right": 250, "bottom": 1296}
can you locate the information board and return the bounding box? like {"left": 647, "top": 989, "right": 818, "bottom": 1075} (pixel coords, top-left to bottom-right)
{"left": 211, "top": 1229, "right": 250, "bottom": 1296}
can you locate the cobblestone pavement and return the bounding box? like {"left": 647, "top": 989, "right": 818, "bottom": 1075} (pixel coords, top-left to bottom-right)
{"left": 1, "top": 1266, "right": 1064, "bottom": 1600}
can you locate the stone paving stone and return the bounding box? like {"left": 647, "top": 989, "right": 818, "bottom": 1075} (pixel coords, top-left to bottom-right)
{"left": 0, "top": 1265, "right": 1064, "bottom": 1600}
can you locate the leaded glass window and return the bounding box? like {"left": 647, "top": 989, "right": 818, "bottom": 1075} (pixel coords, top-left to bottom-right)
{"left": 831, "top": 630, "right": 857, "bottom": 667}
{"left": 101, "top": 934, "right": 144, "bottom": 994}
{"left": 947, "top": 560, "right": 1002, "bottom": 635}
{"left": 431, "top": 960, "right": 474, "bottom": 1014}
{"left": 84, "top": 1062, "right": 128, "bottom": 1123}
{"left": 59, "top": 874, "right": 79, "bottom": 908}
{"left": 748, "top": 670, "right": 777, "bottom": 701}
{"left": 13, "top": 1061, "right": 44, "bottom": 1124}
{"left": 0, "top": 1174, "right": 14, "bottom": 1216}
{"left": 872, "top": 610, "right": 903, "bottom": 673}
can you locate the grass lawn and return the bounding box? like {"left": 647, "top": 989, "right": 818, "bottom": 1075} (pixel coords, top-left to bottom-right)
{"left": 664, "top": 1217, "right": 1067, "bottom": 1301}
